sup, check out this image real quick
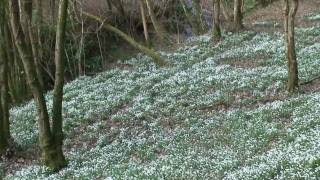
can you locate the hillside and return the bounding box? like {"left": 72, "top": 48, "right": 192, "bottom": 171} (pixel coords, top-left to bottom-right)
{"left": 2, "top": 12, "right": 320, "bottom": 178}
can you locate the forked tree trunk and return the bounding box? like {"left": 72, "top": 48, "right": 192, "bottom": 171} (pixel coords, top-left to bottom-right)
{"left": 213, "top": 0, "right": 221, "bottom": 41}
{"left": 9, "top": 0, "right": 66, "bottom": 171}
{"left": 284, "top": 0, "right": 299, "bottom": 92}
{"left": 234, "top": 0, "right": 244, "bottom": 31}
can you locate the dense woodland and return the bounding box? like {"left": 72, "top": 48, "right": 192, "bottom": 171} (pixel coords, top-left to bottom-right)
{"left": 1, "top": 0, "right": 320, "bottom": 179}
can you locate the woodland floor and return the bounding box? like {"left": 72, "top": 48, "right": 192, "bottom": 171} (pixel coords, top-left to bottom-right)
{"left": 2, "top": 1, "right": 320, "bottom": 179}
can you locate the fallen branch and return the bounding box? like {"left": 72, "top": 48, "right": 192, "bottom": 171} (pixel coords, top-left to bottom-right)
{"left": 300, "top": 75, "right": 320, "bottom": 85}
{"left": 83, "top": 12, "right": 167, "bottom": 67}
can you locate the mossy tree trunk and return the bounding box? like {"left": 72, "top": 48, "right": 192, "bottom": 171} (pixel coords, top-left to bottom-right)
{"left": 0, "top": 97, "right": 6, "bottom": 153}
{"left": 0, "top": 2, "right": 10, "bottom": 152}
{"left": 0, "top": 37, "right": 10, "bottom": 147}
{"left": 284, "top": 0, "right": 299, "bottom": 92}
{"left": 213, "top": 0, "right": 222, "bottom": 41}
{"left": 51, "top": 0, "right": 69, "bottom": 169}
{"left": 234, "top": 0, "right": 244, "bottom": 31}
{"left": 9, "top": 0, "right": 67, "bottom": 171}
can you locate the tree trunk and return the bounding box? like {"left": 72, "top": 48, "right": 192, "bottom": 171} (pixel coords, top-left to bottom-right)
{"left": 50, "top": 0, "right": 56, "bottom": 23}
{"left": 139, "top": 0, "right": 150, "bottom": 46}
{"left": 221, "top": 0, "right": 232, "bottom": 22}
{"left": 9, "top": 0, "right": 66, "bottom": 171}
{"left": 5, "top": 24, "right": 28, "bottom": 104}
{"left": 213, "top": 0, "right": 221, "bottom": 41}
{"left": 192, "top": 0, "right": 208, "bottom": 34}
{"left": 145, "top": 0, "right": 168, "bottom": 42}
{"left": 0, "top": 9, "right": 9, "bottom": 152}
{"left": 283, "top": 0, "right": 289, "bottom": 40}
{"left": 110, "top": 0, "right": 126, "bottom": 17}
{"left": 106, "top": 0, "right": 112, "bottom": 11}
{"left": 180, "top": 0, "right": 200, "bottom": 35}
{"left": 23, "top": 0, "right": 45, "bottom": 90}
{"left": 84, "top": 12, "right": 167, "bottom": 66}
{"left": 0, "top": 36, "right": 10, "bottom": 143}
{"left": 285, "top": 0, "right": 299, "bottom": 92}
{"left": 51, "top": 0, "right": 69, "bottom": 169}
{"left": 0, "top": 96, "right": 6, "bottom": 153}
{"left": 234, "top": 0, "right": 244, "bottom": 31}
{"left": 0, "top": 0, "right": 10, "bottom": 149}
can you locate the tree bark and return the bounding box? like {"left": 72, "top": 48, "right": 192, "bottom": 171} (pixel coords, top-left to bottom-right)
{"left": 0, "top": 4, "right": 10, "bottom": 151}
{"left": 9, "top": 0, "right": 66, "bottom": 171}
{"left": 221, "top": 0, "right": 232, "bottom": 22}
{"left": 0, "top": 96, "right": 6, "bottom": 153}
{"left": 0, "top": 0, "right": 10, "bottom": 144}
{"left": 139, "top": 0, "right": 150, "bottom": 46}
{"left": 0, "top": 34, "right": 10, "bottom": 143}
{"left": 234, "top": 0, "right": 244, "bottom": 31}
{"left": 106, "top": 0, "right": 112, "bottom": 11}
{"left": 23, "top": 0, "right": 45, "bottom": 90}
{"left": 50, "top": 0, "right": 56, "bottom": 23}
{"left": 51, "top": 0, "right": 69, "bottom": 169}
{"left": 285, "top": 0, "right": 299, "bottom": 92}
{"left": 283, "top": 0, "right": 289, "bottom": 40}
{"left": 213, "top": 0, "right": 222, "bottom": 41}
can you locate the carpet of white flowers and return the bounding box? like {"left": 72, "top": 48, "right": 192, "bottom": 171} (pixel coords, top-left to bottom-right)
{"left": 4, "top": 26, "right": 320, "bottom": 179}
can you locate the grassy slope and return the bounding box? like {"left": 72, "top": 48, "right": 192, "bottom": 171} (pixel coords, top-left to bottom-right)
{"left": 4, "top": 22, "right": 320, "bottom": 179}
